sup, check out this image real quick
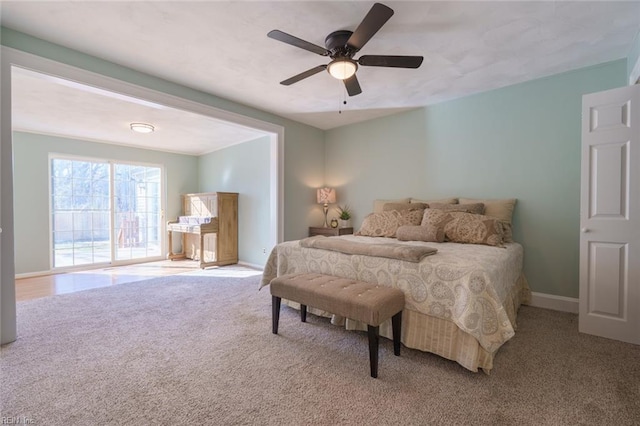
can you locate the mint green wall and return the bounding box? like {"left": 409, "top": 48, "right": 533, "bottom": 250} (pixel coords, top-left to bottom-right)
{"left": 12, "top": 132, "right": 198, "bottom": 275}
{"left": 628, "top": 30, "right": 640, "bottom": 83}
{"left": 1, "top": 27, "right": 325, "bottom": 242}
{"left": 198, "top": 137, "right": 270, "bottom": 266}
{"left": 325, "top": 60, "right": 627, "bottom": 298}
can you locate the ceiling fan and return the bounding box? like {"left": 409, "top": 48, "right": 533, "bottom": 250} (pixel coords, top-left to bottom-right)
{"left": 267, "top": 2, "right": 423, "bottom": 96}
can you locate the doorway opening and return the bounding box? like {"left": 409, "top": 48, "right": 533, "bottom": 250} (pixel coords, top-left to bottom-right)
{"left": 1, "top": 47, "right": 285, "bottom": 344}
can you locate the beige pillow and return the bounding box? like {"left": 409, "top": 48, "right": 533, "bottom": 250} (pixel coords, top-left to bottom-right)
{"left": 459, "top": 198, "right": 516, "bottom": 242}
{"left": 421, "top": 208, "right": 456, "bottom": 228}
{"left": 373, "top": 198, "right": 411, "bottom": 213}
{"left": 411, "top": 197, "right": 458, "bottom": 205}
{"left": 357, "top": 209, "right": 425, "bottom": 237}
{"left": 396, "top": 225, "right": 445, "bottom": 243}
{"left": 428, "top": 202, "right": 485, "bottom": 215}
{"left": 421, "top": 210, "right": 504, "bottom": 247}
{"left": 383, "top": 202, "right": 428, "bottom": 212}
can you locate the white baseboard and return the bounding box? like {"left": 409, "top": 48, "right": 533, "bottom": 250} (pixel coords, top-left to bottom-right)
{"left": 237, "top": 261, "right": 264, "bottom": 271}
{"left": 526, "top": 292, "right": 579, "bottom": 314}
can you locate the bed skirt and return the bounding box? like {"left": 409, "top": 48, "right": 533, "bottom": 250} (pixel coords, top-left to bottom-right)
{"left": 286, "top": 273, "right": 530, "bottom": 373}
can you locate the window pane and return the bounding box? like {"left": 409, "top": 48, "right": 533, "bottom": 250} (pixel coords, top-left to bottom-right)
{"left": 51, "top": 158, "right": 161, "bottom": 268}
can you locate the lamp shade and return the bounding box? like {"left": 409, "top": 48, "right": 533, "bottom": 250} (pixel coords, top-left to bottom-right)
{"left": 317, "top": 187, "right": 336, "bottom": 204}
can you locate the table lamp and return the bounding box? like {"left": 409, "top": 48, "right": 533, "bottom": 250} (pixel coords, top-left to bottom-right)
{"left": 317, "top": 187, "right": 336, "bottom": 228}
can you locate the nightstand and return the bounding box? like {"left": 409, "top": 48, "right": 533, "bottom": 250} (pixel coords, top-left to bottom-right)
{"left": 308, "top": 227, "right": 353, "bottom": 237}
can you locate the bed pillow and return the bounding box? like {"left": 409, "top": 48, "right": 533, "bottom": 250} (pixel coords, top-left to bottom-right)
{"left": 396, "top": 225, "right": 445, "bottom": 243}
{"left": 421, "top": 208, "right": 456, "bottom": 228}
{"left": 445, "top": 212, "right": 505, "bottom": 247}
{"left": 411, "top": 197, "right": 458, "bottom": 205}
{"left": 382, "top": 202, "right": 428, "bottom": 212}
{"left": 421, "top": 209, "right": 504, "bottom": 246}
{"left": 459, "top": 198, "right": 516, "bottom": 242}
{"left": 428, "top": 202, "right": 485, "bottom": 215}
{"left": 373, "top": 198, "right": 411, "bottom": 213}
{"left": 356, "top": 209, "right": 425, "bottom": 237}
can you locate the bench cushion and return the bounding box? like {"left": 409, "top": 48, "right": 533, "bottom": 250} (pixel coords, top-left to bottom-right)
{"left": 270, "top": 273, "right": 404, "bottom": 326}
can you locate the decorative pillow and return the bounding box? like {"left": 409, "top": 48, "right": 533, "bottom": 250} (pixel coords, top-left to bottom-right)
{"left": 373, "top": 198, "right": 411, "bottom": 213}
{"left": 421, "top": 210, "right": 504, "bottom": 246}
{"left": 411, "top": 197, "right": 458, "bottom": 205}
{"left": 428, "top": 202, "right": 485, "bottom": 215}
{"left": 420, "top": 208, "right": 456, "bottom": 228}
{"left": 444, "top": 212, "right": 504, "bottom": 247}
{"left": 459, "top": 198, "right": 516, "bottom": 242}
{"left": 356, "top": 209, "right": 425, "bottom": 237}
{"left": 383, "top": 202, "right": 428, "bottom": 212}
{"left": 396, "top": 225, "right": 445, "bottom": 243}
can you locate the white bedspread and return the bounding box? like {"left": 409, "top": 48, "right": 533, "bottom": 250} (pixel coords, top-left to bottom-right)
{"left": 261, "top": 235, "right": 526, "bottom": 354}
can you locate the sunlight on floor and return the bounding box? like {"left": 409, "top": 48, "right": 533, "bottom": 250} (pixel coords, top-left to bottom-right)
{"left": 16, "top": 260, "right": 263, "bottom": 301}
{"left": 181, "top": 265, "right": 263, "bottom": 278}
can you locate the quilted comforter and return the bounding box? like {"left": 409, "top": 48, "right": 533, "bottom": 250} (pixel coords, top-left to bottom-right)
{"left": 261, "top": 235, "right": 528, "bottom": 355}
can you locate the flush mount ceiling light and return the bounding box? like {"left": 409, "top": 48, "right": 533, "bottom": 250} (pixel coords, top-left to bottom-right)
{"left": 130, "top": 123, "right": 155, "bottom": 134}
{"left": 327, "top": 58, "right": 358, "bottom": 80}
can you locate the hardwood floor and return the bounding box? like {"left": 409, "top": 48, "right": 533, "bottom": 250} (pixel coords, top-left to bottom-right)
{"left": 15, "top": 260, "right": 203, "bottom": 301}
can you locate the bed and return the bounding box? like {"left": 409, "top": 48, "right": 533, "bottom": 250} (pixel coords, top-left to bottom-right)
{"left": 260, "top": 197, "right": 531, "bottom": 373}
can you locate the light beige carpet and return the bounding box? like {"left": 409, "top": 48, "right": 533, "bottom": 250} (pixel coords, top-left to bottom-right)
{"left": 1, "top": 270, "right": 639, "bottom": 425}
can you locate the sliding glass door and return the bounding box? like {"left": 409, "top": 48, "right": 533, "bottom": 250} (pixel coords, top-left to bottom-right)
{"left": 50, "top": 156, "right": 163, "bottom": 269}
{"left": 113, "top": 164, "right": 162, "bottom": 261}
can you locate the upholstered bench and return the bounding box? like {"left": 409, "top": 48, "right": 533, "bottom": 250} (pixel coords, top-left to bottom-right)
{"left": 270, "top": 272, "right": 405, "bottom": 378}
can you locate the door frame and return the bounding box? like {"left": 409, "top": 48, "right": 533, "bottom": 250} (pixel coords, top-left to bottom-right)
{"left": 1, "top": 46, "right": 285, "bottom": 344}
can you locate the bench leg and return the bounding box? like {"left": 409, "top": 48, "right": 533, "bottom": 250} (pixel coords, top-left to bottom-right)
{"left": 392, "top": 311, "right": 402, "bottom": 356}
{"left": 367, "top": 325, "right": 379, "bottom": 378}
{"left": 300, "top": 304, "right": 307, "bottom": 322}
{"left": 272, "top": 296, "right": 281, "bottom": 334}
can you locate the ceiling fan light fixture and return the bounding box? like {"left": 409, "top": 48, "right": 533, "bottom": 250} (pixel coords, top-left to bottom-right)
{"left": 130, "top": 122, "right": 155, "bottom": 134}
{"left": 327, "top": 59, "right": 357, "bottom": 80}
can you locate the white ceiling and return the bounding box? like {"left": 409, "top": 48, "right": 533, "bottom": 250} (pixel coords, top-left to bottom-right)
{"left": 11, "top": 68, "right": 268, "bottom": 156}
{"left": 2, "top": 1, "right": 640, "bottom": 154}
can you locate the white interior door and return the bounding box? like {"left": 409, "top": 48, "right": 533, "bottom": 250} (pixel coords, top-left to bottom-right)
{"left": 580, "top": 84, "right": 640, "bottom": 345}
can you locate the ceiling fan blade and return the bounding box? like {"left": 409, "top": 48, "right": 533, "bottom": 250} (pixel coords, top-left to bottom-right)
{"left": 358, "top": 55, "right": 424, "bottom": 68}
{"left": 267, "top": 30, "right": 329, "bottom": 56}
{"left": 344, "top": 74, "right": 362, "bottom": 96}
{"left": 346, "top": 3, "right": 394, "bottom": 52}
{"left": 280, "top": 65, "right": 328, "bottom": 86}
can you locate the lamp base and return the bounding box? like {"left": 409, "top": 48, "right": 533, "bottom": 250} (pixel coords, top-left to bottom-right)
{"left": 323, "top": 204, "right": 329, "bottom": 227}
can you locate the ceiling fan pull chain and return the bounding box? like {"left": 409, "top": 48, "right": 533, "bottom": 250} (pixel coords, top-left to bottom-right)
{"left": 339, "top": 84, "right": 347, "bottom": 114}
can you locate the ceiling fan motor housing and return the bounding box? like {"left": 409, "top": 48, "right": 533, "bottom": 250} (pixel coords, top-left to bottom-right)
{"left": 325, "top": 30, "right": 355, "bottom": 58}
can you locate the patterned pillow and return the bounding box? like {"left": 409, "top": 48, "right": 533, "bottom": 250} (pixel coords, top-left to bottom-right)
{"left": 445, "top": 212, "right": 504, "bottom": 247}
{"left": 421, "top": 209, "right": 504, "bottom": 246}
{"left": 411, "top": 197, "right": 458, "bottom": 205}
{"left": 372, "top": 198, "right": 411, "bottom": 213}
{"left": 459, "top": 198, "right": 516, "bottom": 242}
{"left": 382, "top": 202, "right": 428, "bottom": 212}
{"left": 396, "top": 225, "right": 445, "bottom": 243}
{"left": 420, "top": 208, "right": 456, "bottom": 228}
{"left": 428, "top": 202, "right": 485, "bottom": 215}
{"left": 356, "top": 209, "right": 425, "bottom": 237}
